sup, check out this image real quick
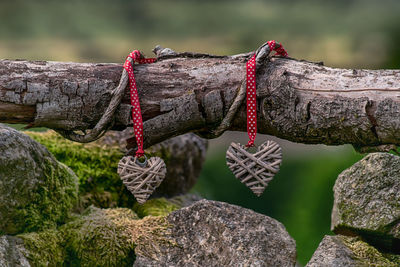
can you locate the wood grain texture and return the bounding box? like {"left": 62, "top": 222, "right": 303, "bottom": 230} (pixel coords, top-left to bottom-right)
{"left": 1, "top": 55, "right": 400, "bottom": 149}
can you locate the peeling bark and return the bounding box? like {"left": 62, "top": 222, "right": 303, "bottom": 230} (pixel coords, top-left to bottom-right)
{"left": 1, "top": 55, "right": 400, "bottom": 149}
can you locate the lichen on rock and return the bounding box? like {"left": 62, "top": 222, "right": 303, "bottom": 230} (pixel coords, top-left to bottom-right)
{"left": 331, "top": 152, "right": 400, "bottom": 251}
{"left": 0, "top": 124, "right": 79, "bottom": 235}
{"left": 307, "top": 235, "right": 400, "bottom": 267}
{"left": 134, "top": 200, "right": 297, "bottom": 267}
{"left": 0, "top": 235, "right": 30, "bottom": 267}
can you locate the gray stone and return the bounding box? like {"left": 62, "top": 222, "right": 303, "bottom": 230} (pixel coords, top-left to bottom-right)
{"left": 0, "top": 236, "right": 30, "bottom": 267}
{"left": 0, "top": 124, "right": 79, "bottom": 234}
{"left": 307, "top": 235, "right": 400, "bottom": 267}
{"left": 134, "top": 199, "right": 297, "bottom": 267}
{"left": 150, "top": 133, "right": 207, "bottom": 197}
{"left": 331, "top": 153, "right": 400, "bottom": 250}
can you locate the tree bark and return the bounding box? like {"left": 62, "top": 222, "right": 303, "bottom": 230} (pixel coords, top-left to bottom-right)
{"left": 1, "top": 54, "right": 400, "bottom": 149}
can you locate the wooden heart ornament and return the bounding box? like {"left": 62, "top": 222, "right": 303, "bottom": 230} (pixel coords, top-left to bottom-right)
{"left": 226, "top": 140, "right": 282, "bottom": 196}
{"left": 118, "top": 156, "right": 167, "bottom": 204}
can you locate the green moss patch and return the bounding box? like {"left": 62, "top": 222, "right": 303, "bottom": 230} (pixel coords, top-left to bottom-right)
{"left": 18, "top": 229, "right": 65, "bottom": 266}
{"left": 0, "top": 126, "right": 79, "bottom": 234}
{"left": 62, "top": 206, "right": 137, "bottom": 266}
{"left": 26, "top": 130, "right": 135, "bottom": 210}
{"left": 133, "top": 198, "right": 179, "bottom": 218}
{"left": 16, "top": 205, "right": 175, "bottom": 266}
{"left": 11, "top": 161, "right": 78, "bottom": 234}
{"left": 340, "top": 235, "right": 400, "bottom": 267}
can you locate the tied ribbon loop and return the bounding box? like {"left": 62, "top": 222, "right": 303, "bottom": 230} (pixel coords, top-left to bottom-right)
{"left": 246, "top": 40, "right": 288, "bottom": 147}
{"left": 246, "top": 54, "right": 257, "bottom": 148}
{"left": 123, "top": 50, "right": 155, "bottom": 158}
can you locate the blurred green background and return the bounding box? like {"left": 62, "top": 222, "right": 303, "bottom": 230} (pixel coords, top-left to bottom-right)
{"left": 1, "top": 0, "right": 399, "bottom": 264}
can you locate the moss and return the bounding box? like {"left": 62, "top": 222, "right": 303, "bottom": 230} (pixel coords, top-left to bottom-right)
{"left": 18, "top": 229, "right": 65, "bottom": 266}
{"left": 0, "top": 140, "right": 78, "bottom": 234}
{"left": 26, "top": 130, "right": 135, "bottom": 209}
{"left": 340, "top": 235, "right": 399, "bottom": 267}
{"left": 133, "top": 198, "right": 179, "bottom": 218}
{"left": 61, "top": 206, "right": 173, "bottom": 266}
{"left": 61, "top": 206, "right": 137, "bottom": 266}
{"left": 15, "top": 205, "right": 174, "bottom": 266}
{"left": 383, "top": 254, "right": 400, "bottom": 265}
{"left": 23, "top": 162, "right": 78, "bottom": 232}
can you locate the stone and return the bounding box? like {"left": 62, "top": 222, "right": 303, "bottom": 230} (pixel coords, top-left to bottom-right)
{"left": 2, "top": 198, "right": 179, "bottom": 266}
{"left": 17, "top": 229, "right": 65, "bottom": 266}
{"left": 0, "top": 198, "right": 295, "bottom": 266}
{"left": 307, "top": 235, "right": 400, "bottom": 267}
{"left": 61, "top": 206, "right": 137, "bottom": 266}
{"left": 0, "top": 124, "right": 79, "bottom": 234}
{"left": 59, "top": 205, "right": 173, "bottom": 266}
{"left": 26, "top": 130, "right": 129, "bottom": 210}
{"left": 134, "top": 199, "right": 297, "bottom": 267}
{"left": 331, "top": 153, "right": 400, "bottom": 251}
{"left": 0, "top": 236, "right": 30, "bottom": 267}
{"left": 145, "top": 133, "right": 208, "bottom": 197}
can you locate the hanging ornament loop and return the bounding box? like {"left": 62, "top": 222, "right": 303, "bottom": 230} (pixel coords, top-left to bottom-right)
{"left": 135, "top": 155, "right": 148, "bottom": 168}
{"left": 226, "top": 40, "right": 288, "bottom": 196}
{"left": 246, "top": 40, "right": 288, "bottom": 148}
{"left": 198, "top": 41, "right": 288, "bottom": 141}
{"left": 118, "top": 50, "right": 167, "bottom": 204}
{"left": 123, "top": 50, "right": 156, "bottom": 159}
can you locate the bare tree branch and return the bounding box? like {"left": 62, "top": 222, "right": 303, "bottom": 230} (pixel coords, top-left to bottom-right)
{"left": 1, "top": 53, "right": 400, "bottom": 150}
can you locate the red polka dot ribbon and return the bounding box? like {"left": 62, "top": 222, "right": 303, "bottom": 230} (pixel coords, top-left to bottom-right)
{"left": 123, "top": 50, "right": 155, "bottom": 158}
{"left": 246, "top": 40, "right": 288, "bottom": 147}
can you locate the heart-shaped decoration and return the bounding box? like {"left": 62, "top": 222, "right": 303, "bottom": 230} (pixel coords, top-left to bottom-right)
{"left": 118, "top": 156, "right": 167, "bottom": 204}
{"left": 226, "top": 140, "right": 282, "bottom": 196}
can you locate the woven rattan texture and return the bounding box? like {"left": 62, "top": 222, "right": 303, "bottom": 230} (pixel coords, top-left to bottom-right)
{"left": 226, "top": 140, "right": 282, "bottom": 196}
{"left": 118, "top": 156, "right": 166, "bottom": 204}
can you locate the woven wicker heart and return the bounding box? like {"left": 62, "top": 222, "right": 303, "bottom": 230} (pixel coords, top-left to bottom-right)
{"left": 118, "top": 156, "right": 166, "bottom": 204}
{"left": 226, "top": 140, "right": 282, "bottom": 196}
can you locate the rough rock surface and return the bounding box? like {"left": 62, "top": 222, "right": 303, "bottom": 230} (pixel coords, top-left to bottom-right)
{"left": 331, "top": 153, "right": 400, "bottom": 250}
{"left": 0, "top": 198, "right": 295, "bottom": 266}
{"left": 0, "top": 236, "right": 30, "bottom": 267}
{"left": 134, "top": 200, "right": 297, "bottom": 267}
{"left": 307, "top": 235, "right": 400, "bottom": 267}
{"left": 0, "top": 124, "right": 79, "bottom": 234}
{"left": 149, "top": 133, "right": 207, "bottom": 197}
{"left": 7, "top": 199, "right": 180, "bottom": 266}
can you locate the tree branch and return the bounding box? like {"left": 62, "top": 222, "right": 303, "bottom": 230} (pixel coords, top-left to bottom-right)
{"left": 1, "top": 53, "right": 400, "bottom": 149}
